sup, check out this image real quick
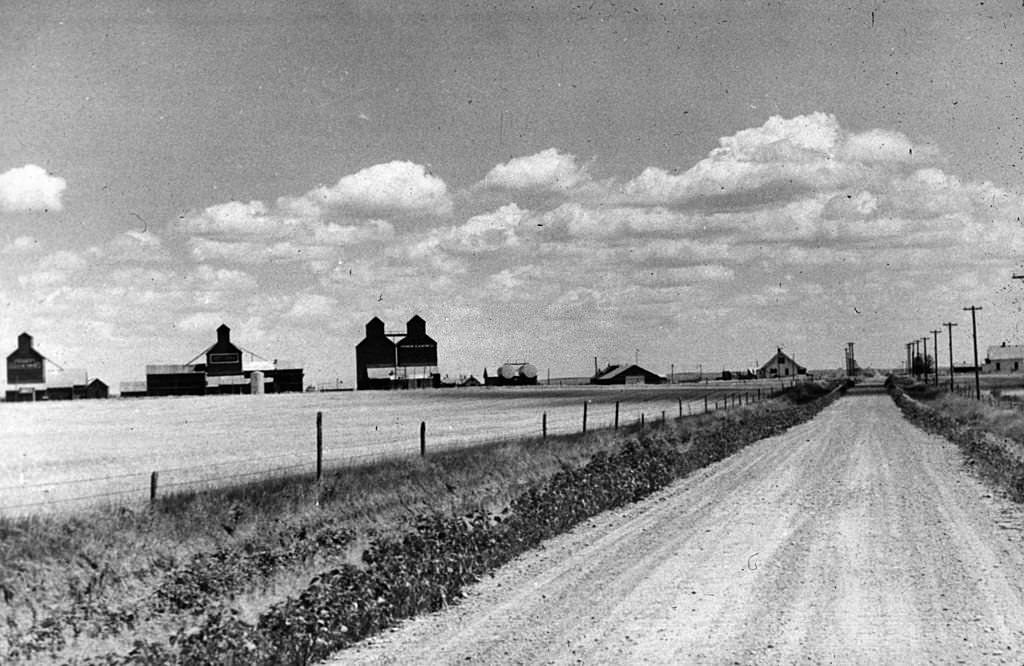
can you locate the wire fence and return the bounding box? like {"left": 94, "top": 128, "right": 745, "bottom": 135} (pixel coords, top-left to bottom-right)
{"left": 0, "top": 384, "right": 793, "bottom": 515}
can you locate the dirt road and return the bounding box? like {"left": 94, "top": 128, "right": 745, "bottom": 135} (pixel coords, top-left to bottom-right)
{"left": 329, "top": 393, "right": 1024, "bottom": 664}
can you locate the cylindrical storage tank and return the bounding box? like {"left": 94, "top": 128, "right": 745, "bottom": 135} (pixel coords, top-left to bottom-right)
{"left": 250, "top": 370, "right": 265, "bottom": 394}
{"left": 499, "top": 364, "right": 518, "bottom": 380}
{"left": 518, "top": 363, "right": 538, "bottom": 380}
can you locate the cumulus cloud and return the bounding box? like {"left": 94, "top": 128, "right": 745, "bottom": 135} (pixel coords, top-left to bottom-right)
{"left": 17, "top": 249, "right": 88, "bottom": 289}
{"left": 175, "top": 161, "right": 443, "bottom": 265}
{"left": 618, "top": 113, "right": 934, "bottom": 207}
{"left": 300, "top": 161, "right": 452, "bottom": 217}
{"left": 177, "top": 200, "right": 297, "bottom": 239}
{"left": 284, "top": 293, "right": 337, "bottom": 319}
{"left": 0, "top": 164, "right": 67, "bottom": 212}
{"left": 478, "top": 148, "right": 589, "bottom": 192}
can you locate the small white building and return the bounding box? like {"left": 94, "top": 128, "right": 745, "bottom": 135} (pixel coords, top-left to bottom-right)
{"left": 757, "top": 348, "right": 807, "bottom": 379}
{"left": 982, "top": 343, "right": 1024, "bottom": 374}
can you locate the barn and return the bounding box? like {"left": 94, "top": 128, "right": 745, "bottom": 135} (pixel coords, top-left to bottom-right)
{"left": 143, "top": 324, "right": 304, "bottom": 396}
{"left": 591, "top": 364, "right": 666, "bottom": 385}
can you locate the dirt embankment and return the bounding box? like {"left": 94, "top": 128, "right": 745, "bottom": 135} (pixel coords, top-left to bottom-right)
{"left": 331, "top": 394, "right": 1024, "bottom": 664}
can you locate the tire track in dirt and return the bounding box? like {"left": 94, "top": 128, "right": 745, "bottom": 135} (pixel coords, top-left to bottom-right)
{"left": 326, "top": 395, "right": 1024, "bottom": 664}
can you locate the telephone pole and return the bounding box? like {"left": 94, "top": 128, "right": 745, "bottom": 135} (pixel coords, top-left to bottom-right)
{"left": 930, "top": 329, "right": 941, "bottom": 386}
{"left": 943, "top": 322, "right": 957, "bottom": 391}
{"left": 963, "top": 306, "right": 982, "bottom": 400}
{"left": 922, "top": 337, "right": 929, "bottom": 384}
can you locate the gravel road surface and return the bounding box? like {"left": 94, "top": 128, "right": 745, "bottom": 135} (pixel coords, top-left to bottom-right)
{"left": 328, "top": 392, "right": 1024, "bottom": 664}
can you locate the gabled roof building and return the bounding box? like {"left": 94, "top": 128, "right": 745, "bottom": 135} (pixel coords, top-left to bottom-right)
{"left": 355, "top": 315, "right": 440, "bottom": 390}
{"left": 757, "top": 348, "right": 807, "bottom": 379}
{"left": 591, "top": 363, "right": 666, "bottom": 385}
{"left": 982, "top": 343, "right": 1024, "bottom": 374}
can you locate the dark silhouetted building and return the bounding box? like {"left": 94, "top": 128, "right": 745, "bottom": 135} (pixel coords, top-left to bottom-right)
{"left": 4, "top": 333, "right": 107, "bottom": 401}
{"left": 356, "top": 315, "right": 439, "bottom": 389}
{"left": 355, "top": 317, "right": 397, "bottom": 390}
{"left": 591, "top": 364, "right": 666, "bottom": 385}
{"left": 140, "top": 324, "right": 303, "bottom": 397}
{"left": 6, "top": 333, "right": 44, "bottom": 385}
{"left": 204, "top": 324, "right": 243, "bottom": 376}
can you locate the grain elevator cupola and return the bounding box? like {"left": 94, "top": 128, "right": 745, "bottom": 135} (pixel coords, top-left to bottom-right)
{"left": 205, "top": 324, "right": 243, "bottom": 376}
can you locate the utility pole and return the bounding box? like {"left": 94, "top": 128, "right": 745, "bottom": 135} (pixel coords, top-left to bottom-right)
{"left": 905, "top": 342, "right": 912, "bottom": 375}
{"left": 943, "top": 322, "right": 957, "bottom": 392}
{"left": 930, "top": 329, "right": 941, "bottom": 386}
{"left": 963, "top": 306, "right": 982, "bottom": 400}
{"left": 913, "top": 339, "right": 921, "bottom": 379}
{"left": 921, "top": 337, "right": 929, "bottom": 384}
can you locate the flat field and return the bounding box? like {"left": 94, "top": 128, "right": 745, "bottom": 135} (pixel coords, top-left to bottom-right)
{"left": 0, "top": 381, "right": 776, "bottom": 514}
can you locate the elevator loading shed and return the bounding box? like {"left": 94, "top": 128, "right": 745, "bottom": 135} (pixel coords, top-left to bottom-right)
{"left": 141, "top": 324, "right": 303, "bottom": 397}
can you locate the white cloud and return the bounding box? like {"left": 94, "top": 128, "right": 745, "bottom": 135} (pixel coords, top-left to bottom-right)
{"left": 190, "top": 265, "right": 258, "bottom": 292}
{"left": 2, "top": 235, "right": 42, "bottom": 254}
{"left": 838, "top": 128, "right": 924, "bottom": 163}
{"left": 174, "top": 163, "right": 440, "bottom": 265}
{"left": 188, "top": 237, "right": 335, "bottom": 264}
{"left": 177, "top": 200, "right": 298, "bottom": 239}
{"left": 285, "top": 293, "right": 337, "bottom": 319}
{"left": 178, "top": 311, "right": 229, "bottom": 332}
{"left": 479, "top": 148, "right": 589, "bottom": 192}
{"left": 92, "top": 230, "right": 171, "bottom": 263}
{"left": 305, "top": 161, "right": 452, "bottom": 217}
{"left": 17, "top": 250, "right": 88, "bottom": 289}
{"left": 0, "top": 164, "right": 67, "bottom": 212}
{"left": 618, "top": 113, "right": 922, "bottom": 206}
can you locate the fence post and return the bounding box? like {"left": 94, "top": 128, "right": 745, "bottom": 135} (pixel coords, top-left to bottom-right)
{"left": 614, "top": 401, "right": 620, "bottom": 430}
{"left": 678, "top": 398, "right": 682, "bottom": 417}
{"left": 150, "top": 471, "right": 158, "bottom": 504}
{"left": 542, "top": 412, "right": 547, "bottom": 440}
{"left": 662, "top": 410, "right": 666, "bottom": 424}
{"left": 704, "top": 395, "right": 709, "bottom": 413}
{"left": 420, "top": 421, "right": 426, "bottom": 457}
{"left": 582, "top": 401, "right": 588, "bottom": 433}
{"left": 641, "top": 412, "right": 645, "bottom": 428}
{"left": 316, "top": 411, "right": 323, "bottom": 482}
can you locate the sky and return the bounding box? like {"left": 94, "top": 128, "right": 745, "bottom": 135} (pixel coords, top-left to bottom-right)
{"left": 3, "top": 0, "right": 1024, "bottom": 388}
